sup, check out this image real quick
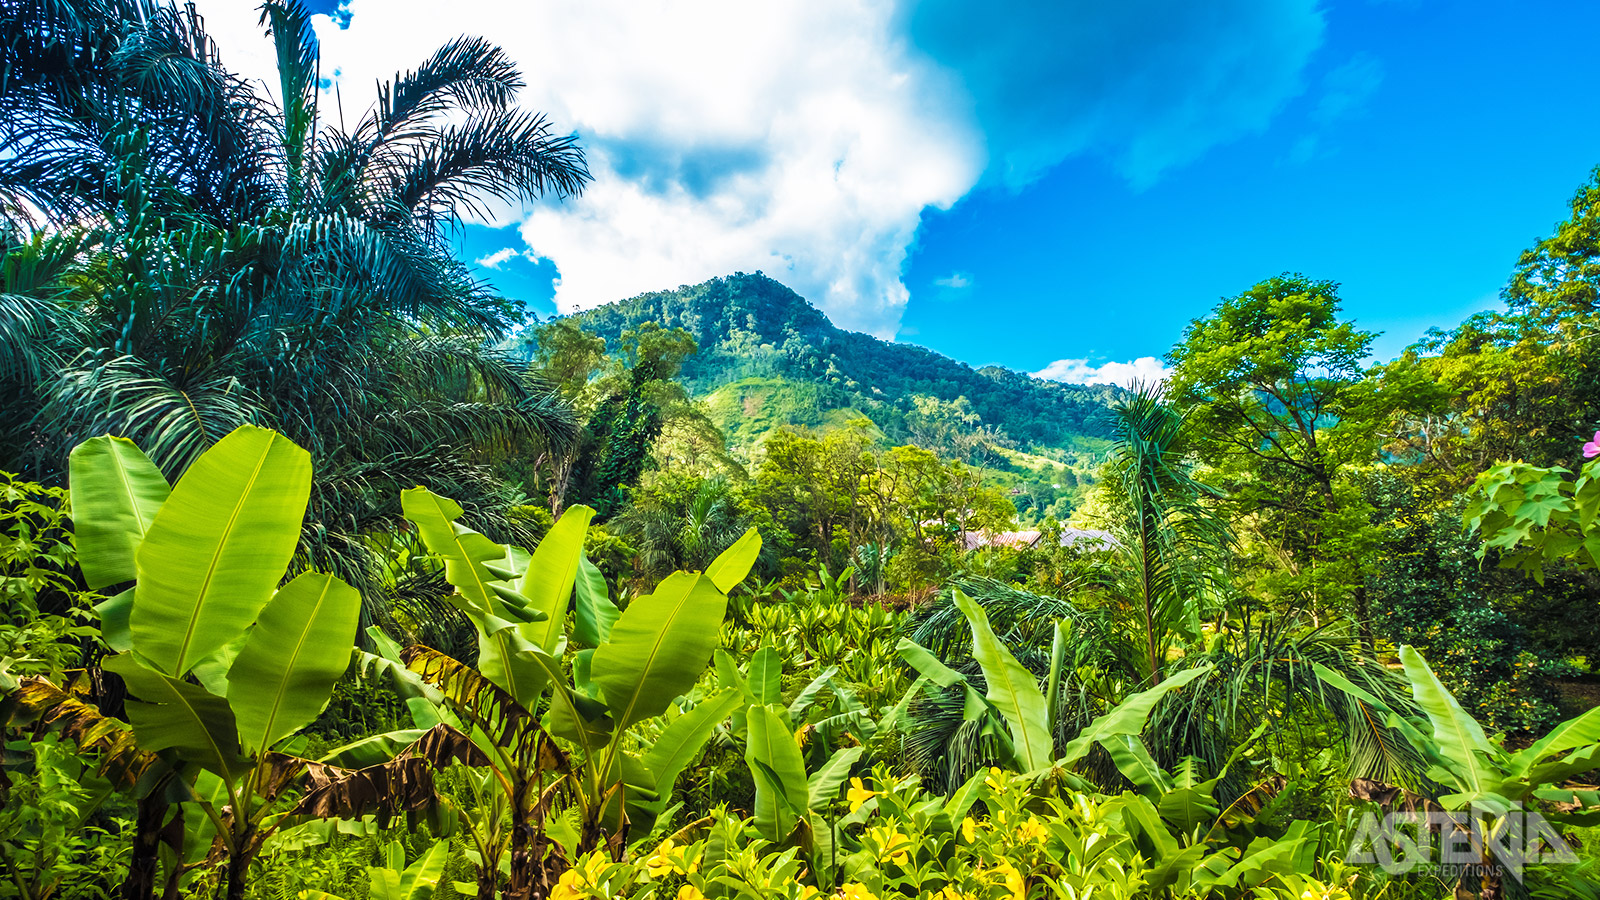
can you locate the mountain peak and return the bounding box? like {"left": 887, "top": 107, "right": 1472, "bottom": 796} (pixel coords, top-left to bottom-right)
{"left": 570, "top": 273, "right": 1118, "bottom": 452}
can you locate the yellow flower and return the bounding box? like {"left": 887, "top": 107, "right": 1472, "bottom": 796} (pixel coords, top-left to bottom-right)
{"left": 1014, "top": 817, "right": 1047, "bottom": 843}
{"left": 847, "top": 777, "right": 877, "bottom": 812}
{"left": 799, "top": 887, "right": 820, "bottom": 900}
{"left": 646, "top": 839, "right": 677, "bottom": 879}
{"left": 983, "top": 766, "right": 1009, "bottom": 793}
{"left": 992, "top": 861, "right": 1026, "bottom": 900}
{"left": 549, "top": 869, "right": 585, "bottom": 900}
{"left": 645, "top": 838, "right": 697, "bottom": 878}
{"left": 677, "top": 887, "right": 706, "bottom": 900}
{"left": 961, "top": 816, "right": 977, "bottom": 842}
{"left": 938, "top": 887, "right": 976, "bottom": 900}
{"left": 838, "top": 884, "right": 878, "bottom": 900}
{"left": 866, "top": 824, "right": 912, "bottom": 866}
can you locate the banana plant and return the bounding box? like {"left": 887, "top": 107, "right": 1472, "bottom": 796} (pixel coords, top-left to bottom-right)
{"left": 301, "top": 839, "right": 450, "bottom": 900}
{"left": 399, "top": 488, "right": 760, "bottom": 898}
{"left": 25, "top": 427, "right": 457, "bottom": 900}
{"left": 1080, "top": 724, "right": 1325, "bottom": 897}
{"left": 715, "top": 646, "right": 864, "bottom": 839}
{"left": 1318, "top": 645, "right": 1600, "bottom": 893}
{"left": 898, "top": 589, "right": 1211, "bottom": 777}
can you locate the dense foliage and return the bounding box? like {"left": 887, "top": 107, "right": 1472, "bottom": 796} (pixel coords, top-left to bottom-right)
{"left": 554, "top": 273, "right": 1120, "bottom": 454}
{"left": 2, "top": 3, "right": 1600, "bottom": 900}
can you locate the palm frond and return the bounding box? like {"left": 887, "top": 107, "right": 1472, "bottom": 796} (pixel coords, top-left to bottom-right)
{"left": 41, "top": 354, "right": 266, "bottom": 476}
{"left": 372, "top": 108, "right": 590, "bottom": 232}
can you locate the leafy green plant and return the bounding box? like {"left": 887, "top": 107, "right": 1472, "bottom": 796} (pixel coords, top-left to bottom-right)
{"left": 899, "top": 587, "right": 1211, "bottom": 778}
{"left": 903, "top": 388, "right": 1424, "bottom": 793}
{"left": 9, "top": 427, "right": 458, "bottom": 900}
{"left": 1320, "top": 645, "right": 1600, "bottom": 895}
{"left": 0, "top": 735, "right": 126, "bottom": 900}
{"left": 1465, "top": 457, "right": 1600, "bottom": 582}
{"left": 399, "top": 486, "right": 760, "bottom": 896}
{"left": 301, "top": 839, "right": 451, "bottom": 900}
{"left": 0, "top": 472, "right": 100, "bottom": 679}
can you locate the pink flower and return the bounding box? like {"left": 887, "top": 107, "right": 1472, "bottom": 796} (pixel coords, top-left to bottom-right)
{"left": 1585, "top": 431, "right": 1600, "bottom": 458}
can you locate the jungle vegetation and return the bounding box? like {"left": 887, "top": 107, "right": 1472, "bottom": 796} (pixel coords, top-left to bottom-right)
{"left": 2, "top": 2, "right": 1600, "bottom": 900}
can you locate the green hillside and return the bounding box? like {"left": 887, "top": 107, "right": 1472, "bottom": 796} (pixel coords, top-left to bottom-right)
{"left": 567, "top": 272, "right": 1120, "bottom": 454}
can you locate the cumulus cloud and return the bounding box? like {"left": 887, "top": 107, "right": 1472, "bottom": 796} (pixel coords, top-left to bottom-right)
{"left": 934, "top": 272, "right": 972, "bottom": 289}
{"left": 473, "top": 247, "right": 521, "bottom": 270}
{"left": 1031, "top": 357, "right": 1172, "bottom": 388}
{"left": 195, "top": 0, "right": 981, "bottom": 337}
{"left": 194, "top": 0, "right": 1323, "bottom": 336}
{"left": 902, "top": 0, "right": 1325, "bottom": 189}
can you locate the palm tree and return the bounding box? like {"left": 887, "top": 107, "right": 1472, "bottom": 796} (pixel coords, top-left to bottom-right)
{"left": 0, "top": 0, "right": 588, "bottom": 621}
{"left": 612, "top": 475, "right": 752, "bottom": 579}
{"left": 902, "top": 385, "right": 1422, "bottom": 793}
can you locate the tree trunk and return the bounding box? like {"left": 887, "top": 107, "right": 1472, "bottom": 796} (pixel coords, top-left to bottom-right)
{"left": 1354, "top": 582, "right": 1376, "bottom": 651}
{"left": 476, "top": 869, "right": 499, "bottom": 900}
{"left": 225, "top": 853, "right": 249, "bottom": 900}
{"left": 122, "top": 779, "right": 183, "bottom": 900}
{"left": 223, "top": 823, "right": 256, "bottom": 900}
{"left": 121, "top": 794, "right": 164, "bottom": 900}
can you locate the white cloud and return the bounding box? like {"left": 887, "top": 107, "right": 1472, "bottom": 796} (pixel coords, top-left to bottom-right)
{"left": 193, "top": 0, "right": 1320, "bottom": 337}
{"left": 195, "top": 0, "right": 981, "bottom": 338}
{"left": 473, "top": 247, "right": 521, "bottom": 270}
{"left": 1031, "top": 356, "right": 1172, "bottom": 388}
{"left": 934, "top": 271, "right": 972, "bottom": 289}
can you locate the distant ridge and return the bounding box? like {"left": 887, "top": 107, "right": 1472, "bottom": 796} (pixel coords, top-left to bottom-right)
{"left": 568, "top": 272, "right": 1119, "bottom": 454}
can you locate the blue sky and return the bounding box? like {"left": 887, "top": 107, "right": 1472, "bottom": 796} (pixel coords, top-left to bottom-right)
{"left": 261, "top": 0, "right": 1600, "bottom": 384}
{"left": 899, "top": 0, "right": 1600, "bottom": 375}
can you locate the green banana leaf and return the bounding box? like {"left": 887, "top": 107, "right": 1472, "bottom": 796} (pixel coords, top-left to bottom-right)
{"left": 572, "top": 552, "right": 619, "bottom": 648}
{"left": 748, "top": 645, "right": 783, "bottom": 706}
{"left": 592, "top": 572, "right": 727, "bottom": 730}
{"left": 1101, "top": 733, "right": 1173, "bottom": 797}
{"left": 1208, "top": 822, "right": 1311, "bottom": 889}
{"left": 318, "top": 729, "right": 427, "bottom": 768}
{"left": 227, "top": 572, "right": 362, "bottom": 755}
{"left": 94, "top": 588, "right": 135, "bottom": 652}
{"left": 368, "top": 839, "right": 449, "bottom": 900}
{"left": 104, "top": 654, "right": 245, "bottom": 779}
{"left": 705, "top": 528, "right": 761, "bottom": 593}
{"left": 895, "top": 638, "right": 967, "bottom": 688}
{"left": 404, "top": 487, "right": 557, "bottom": 707}
{"left": 130, "top": 425, "right": 310, "bottom": 676}
{"left": 518, "top": 504, "right": 595, "bottom": 652}
{"left": 1045, "top": 620, "right": 1068, "bottom": 735}
{"left": 953, "top": 590, "right": 1053, "bottom": 771}
{"left": 526, "top": 645, "right": 612, "bottom": 759}
{"left": 1513, "top": 705, "right": 1600, "bottom": 776}
{"left": 1400, "top": 645, "right": 1500, "bottom": 795}
{"left": 806, "top": 746, "right": 865, "bottom": 809}
{"left": 400, "top": 487, "right": 507, "bottom": 620}
{"left": 715, "top": 648, "right": 753, "bottom": 736}
{"left": 643, "top": 688, "right": 744, "bottom": 796}
{"left": 474, "top": 617, "right": 550, "bottom": 711}
{"left": 68, "top": 435, "right": 170, "bottom": 591}
{"left": 1157, "top": 759, "right": 1221, "bottom": 834}
{"left": 746, "top": 704, "right": 809, "bottom": 841}
{"left": 1056, "top": 665, "right": 1212, "bottom": 768}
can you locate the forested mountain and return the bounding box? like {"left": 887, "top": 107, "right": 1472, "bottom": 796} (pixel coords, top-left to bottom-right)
{"left": 559, "top": 272, "right": 1119, "bottom": 453}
